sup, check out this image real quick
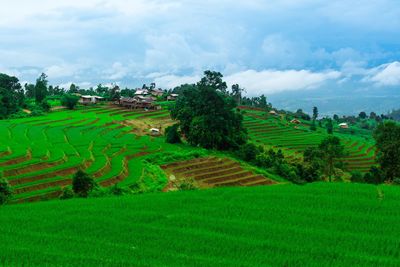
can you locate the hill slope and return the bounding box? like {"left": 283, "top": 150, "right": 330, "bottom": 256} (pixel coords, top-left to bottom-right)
{"left": 1, "top": 183, "right": 399, "bottom": 266}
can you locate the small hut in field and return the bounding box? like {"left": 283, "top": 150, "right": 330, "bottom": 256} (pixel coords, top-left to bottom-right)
{"left": 339, "top": 123, "right": 349, "bottom": 129}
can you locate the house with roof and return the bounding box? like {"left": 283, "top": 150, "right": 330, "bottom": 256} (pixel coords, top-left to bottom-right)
{"left": 79, "top": 95, "right": 105, "bottom": 105}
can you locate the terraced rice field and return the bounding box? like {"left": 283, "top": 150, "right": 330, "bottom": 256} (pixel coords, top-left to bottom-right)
{"left": 0, "top": 105, "right": 178, "bottom": 203}
{"left": 161, "top": 157, "right": 275, "bottom": 188}
{"left": 240, "top": 107, "right": 377, "bottom": 173}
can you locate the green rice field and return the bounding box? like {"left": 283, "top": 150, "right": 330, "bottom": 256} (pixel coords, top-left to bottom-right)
{"left": 0, "top": 105, "right": 182, "bottom": 202}
{"left": 240, "top": 107, "right": 377, "bottom": 173}
{"left": 0, "top": 183, "right": 399, "bottom": 266}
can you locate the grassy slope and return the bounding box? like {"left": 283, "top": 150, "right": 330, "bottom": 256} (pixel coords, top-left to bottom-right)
{"left": 1, "top": 183, "right": 400, "bottom": 266}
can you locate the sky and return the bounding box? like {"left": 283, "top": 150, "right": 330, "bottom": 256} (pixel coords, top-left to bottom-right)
{"left": 1, "top": 0, "right": 400, "bottom": 113}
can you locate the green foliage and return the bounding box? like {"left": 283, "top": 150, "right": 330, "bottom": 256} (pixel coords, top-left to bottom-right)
{"left": 350, "top": 171, "right": 365, "bottom": 183}
{"left": 373, "top": 121, "right": 400, "bottom": 182}
{"left": 0, "top": 177, "right": 12, "bottom": 205}
{"left": 312, "top": 106, "right": 318, "bottom": 120}
{"left": 61, "top": 94, "right": 80, "bottom": 109}
{"left": 175, "top": 177, "right": 198, "bottom": 191}
{"left": 72, "top": 170, "right": 96, "bottom": 198}
{"left": 171, "top": 71, "right": 247, "bottom": 150}
{"left": 165, "top": 124, "right": 181, "bottom": 144}
{"left": 0, "top": 73, "right": 23, "bottom": 119}
{"left": 318, "top": 136, "right": 345, "bottom": 182}
{"left": 60, "top": 187, "right": 74, "bottom": 200}
{"left": 364, "top": 166, "right": 385, "bottom": 185}
{"left": 34, "top": 73, "right": 48, "bottom": 103}
{"left": 310, "top": 121, "right": 317, "bottom": 131}
{"left": 326, "top": 118, "right": 333, "bottom": 134}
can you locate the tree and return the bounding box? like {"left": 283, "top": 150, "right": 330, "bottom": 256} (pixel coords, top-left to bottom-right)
{"left": 72, "top": 170, "right": 96, "bottom": 197}
{"left": 69, "top": 83, "right": 78, "bottom": 94}
{"left": 0, "top": 178, "right": 13, "bottom": 204}
{"left": 318, "top": 136, "right": 344, "bottom": 182}
{"left": 61, "top": 94, "right": 80, "bottom": 109}
{"left": 370, "top": 112, "right": 377, "bottom": 120}
{"left": 326, "top": 118, "right": 333, "bottom": 134}
{"left": 373, "top": 121, "right": 400, "bottom": 182}
{"left": 198, "top": 70, "right": 227, "bottom": 93}
{"left": 34, "top": 73, "right": 48, "bottom": 103}
{"left": 0, "top": 73, "right": 23, "bottom": 118}
{"left": 359, "top": 111, "right": 367, "bottom": 119}
{"left": 165, "top": 124, "right": 181, "bottom": 144}
{"left": 312, "top": 106, "right": 318, "bottom": 121}
{"left": 171, "top": 72, "right": 247, "bottom": 150}
{"left": 231, "top": 84, "right": 244, "bottom": 105}
{"left": 109, "top": 85, "right": 121, "bottom": 101}
{"left": 333, "top": 114, "right": 339, "bottom": 121}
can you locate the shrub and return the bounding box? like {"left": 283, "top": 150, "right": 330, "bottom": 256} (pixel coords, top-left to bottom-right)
{"left": 40, "top": 100, "right": 51, "bottom": 112}
{"left": 0, "top": 178, "right": 13, "bottom": 205}
{"left": 165, "top": 124, "right": 181, "bottom": 144}
{"left": 61, "top": 94, "right": 79, "bottom": 110}
{"left": 350, "top": 171, "right": 364, "bottom": 183}
{"left": 236, "top": 143, "right": 259, "bottom": 162}
{"left": 60, "top": 186, "right": 74, "bottom": 200}
{"left": 176, "top": 177, "right": 198, "bottom": 191}
{"left": 364, "top": 166, "right": 385, "bottom": 184}
{"left": 72, "top": 170, "right": 96, "bottom": 197}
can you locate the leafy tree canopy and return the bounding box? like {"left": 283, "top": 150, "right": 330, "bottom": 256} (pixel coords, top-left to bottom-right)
{"left": 171, "top": 71, "right": 247, "bottom": 150}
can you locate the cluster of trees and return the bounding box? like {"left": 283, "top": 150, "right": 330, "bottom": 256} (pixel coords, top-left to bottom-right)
{"left": 235, "top": 136, "right": 345, "bottom": 184}
{"left": 170, "top": 71, "right": 247, "bottom": 150}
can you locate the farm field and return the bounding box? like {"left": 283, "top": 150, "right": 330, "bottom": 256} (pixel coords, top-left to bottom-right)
{"left": 0, "top": 104, "right": 187, "bottom": 203}
{"left": 0, "top": 183, "right": 399, "bottom": 266}
{"left": 240, "top": 107, "right": 377, "bottom": 173}
{"left": 162, "top": 156, "right": 276, "bottom": 188}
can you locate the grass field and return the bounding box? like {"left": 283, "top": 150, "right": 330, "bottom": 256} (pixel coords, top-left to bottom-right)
{"left": 0, "top": 183, "right": 399, "bottom": 266}
{"left": 240, "top": 107, "right": 377, "bottom": 173}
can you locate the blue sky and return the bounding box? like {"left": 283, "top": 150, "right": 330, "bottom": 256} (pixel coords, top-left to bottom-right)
{"left": 0, "top": 0, "right": 399, "bottom": 103}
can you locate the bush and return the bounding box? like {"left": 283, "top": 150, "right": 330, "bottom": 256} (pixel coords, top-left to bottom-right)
{"left": 165, "top": 124, "right": 181, "bottom": 144}
{"left": 364, "top": 166, "right": 385, "bottom": 184}
{"left": 40, "top": 100, "right": 51, "bottom": 112}
{"left": 60, "top": 186, "right": 74, "bottom": 200}
{"left": 61, "top": 94, "right": 79, "bottom": 110}
{"left": 176, "top": 177, "right": 198, "bottom": 191}
{"left": 350, "top": 171, "right": 364, "bottom": 183}
{"left": 393, "top": 178, "right": 400, "bottom": 185}
{"left": 236, "top": 143, "right": 259, "bottom": 162}
{"left": 0, "top": 178, "right": 13, "bottom": 205}
{"left": 72, "top": 170, "right": 96, "bottom": 197}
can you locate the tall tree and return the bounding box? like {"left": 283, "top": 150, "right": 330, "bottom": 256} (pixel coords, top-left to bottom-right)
{"left": 0, "top": 73, "right": 23, "bottom": 118}
{"left": 69, "top": 83, "right": 78, "bottom": 94}
{"left": 231, "top": 84, "right": 244, "bottom": 105}
{"left": 198, "top": 70, "right": 227, "bottom": 94}
{"left": 326, "top": 118, "right": 333, "bottom": 134}
{"left": 34, "top": 73, "right": 48, "bottom": 103}
{"left": 171, "top": 72, "right": 246, "bottom": 150}
{"left": 373, "top": 122, "right": 400, "bottom": 182}
{"left": 312, "top": 106, "right": 318, "bottom": 121}
{"left": 359, "top": 111, "right": 367, "bottom": 119}
{"left": 319, "top": 136, "right": 344, "bottom": 182}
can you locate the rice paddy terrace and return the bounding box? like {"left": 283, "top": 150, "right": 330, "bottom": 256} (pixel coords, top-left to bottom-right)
{"left": 0, "top": 105, "right": 178, "bottom": 203}
{"left": 162, "top": 157, "right": 276, "bottom": 188}
{"left": 240, "top": 107, "right": 377, "bottom": 173}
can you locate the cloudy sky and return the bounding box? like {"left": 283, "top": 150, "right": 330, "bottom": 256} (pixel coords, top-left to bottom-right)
{"left": 1, "top": 0, "right": 400, "bottom": 110}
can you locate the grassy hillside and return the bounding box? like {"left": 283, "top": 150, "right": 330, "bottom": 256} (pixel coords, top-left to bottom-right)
{"left": 1, "top": 183, "right": 399, "bottom": 266}
{"left": 240, "top": 107, "right": 377, "bottom": 173}
{"left": 0, "top": 105, "right": 189, "bottom": 202}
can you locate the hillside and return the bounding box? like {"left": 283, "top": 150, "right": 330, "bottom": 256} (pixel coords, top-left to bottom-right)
{"left": 240, "top": 107, "right": 377, "bottom": 173}
{"left": 1, "top": 183, "right": 399, "bottom": 266}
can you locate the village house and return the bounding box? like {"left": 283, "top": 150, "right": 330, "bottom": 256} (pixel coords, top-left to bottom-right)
{"left": 290, "top": 119, "right": 301, "bottom": 124}
{"left": 79, "top": 95, "right": 105, "bottom": 105}
{"left": 339, "top": 123, "right": 349, "bottom": 129}
{"left": 269, "top": 110, "right": 278, "bottom": 116}
{"left": 167, "top": 93, "right": 179, "bottom": 101}
{"left": 151, "top": 89, "right": 164, "bottom": 97}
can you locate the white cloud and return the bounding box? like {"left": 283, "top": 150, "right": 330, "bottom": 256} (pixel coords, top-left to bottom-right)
{"left": 44, "top": 64, "right": 77, "bottom": 78}
{"left": 104, "top": 62, "right": 129, "bottom": 80}
{"left": 225, "top": 69, "right": 341, "bottom": 95}
{"left": 367, "top": 61, "right": 400, "bottom": 86}
{"left": 153, "top": 74, "right": 200, "bottom": 89}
